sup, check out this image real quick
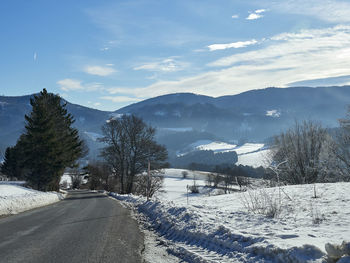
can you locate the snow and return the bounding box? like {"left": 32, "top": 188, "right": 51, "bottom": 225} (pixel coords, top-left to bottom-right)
{"left": 196, "top": 141, "right": 237, "bottom": 152}
{"left": 0, "top": 184, "right": 64, "bottom": 216}
{"left": 59, "top": 173, "right": 88, "bottom": 189}
{"left": 237, "top": 149, "right": 270, "bottom": 168}
{"left": 234, "top": 143, "right": 265, "bottom": 155}
{"left": 109, "top": 113, "right": 124, "bottom": 120}
{"left": 60, "top": 173, "right": 72, "bottom": 187}
{"left": 111, "top": 169, "right": 350, "bottom": 262}
{"left": 186, "top": 141, "right": 264, "bottom": 155}
{"left": 178, "top": 141, "right": 270, "bottom": 167}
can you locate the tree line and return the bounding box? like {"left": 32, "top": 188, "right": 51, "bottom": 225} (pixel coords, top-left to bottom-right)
{"left": 270, "top": 116, "right": 350, "bottom": 185}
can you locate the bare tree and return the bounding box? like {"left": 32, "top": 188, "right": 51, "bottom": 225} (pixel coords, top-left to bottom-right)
{"left": 70, "top": 168, "right": 82, "bottom": 189}
{"left": 133, "top": 171, "right": 164, "bottom": 198}
{"left": 100, "top": 115, "right": 168, "bottom": 194}
{"left": 86, "top": 161, "right": 114, "bottom": 191}
{"left": 272, "top": 121, "right": 329, "bottom": 184}
{"left": 206, "top": 173, "right": 215, "bottom": 187}
{"left": 326, "top": 107, "right": 350, "bottom": 181}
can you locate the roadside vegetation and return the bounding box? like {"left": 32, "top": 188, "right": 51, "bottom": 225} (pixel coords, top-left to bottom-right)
{"left": 1, "top": 89, "right": 85, "bottom": 191}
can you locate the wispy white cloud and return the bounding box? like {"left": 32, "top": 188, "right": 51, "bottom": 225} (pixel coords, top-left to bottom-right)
{"left": 100, "top": 96, "right": 143, "bottom": 103}
{"left": 208, "top": 39, "right": 258, "bottom": 51}
{"left": 111, "top": 25, "right": 350, "bottom": 99}
{"left": 246, "top": 9, "right": 266, "bottom": 20}
{"left": 255, "top": 9, "right": 266, "bottom": 14}
{"left": 231, "top": 14, "right": 239, "bottom": 19}
{"left": 134, "top": 58, "right": 188, "bottom": 72}
{"left": 209, "top": 25, "right": 350, "bottom": 67}
{"left": 57, "top": 78, "right": 103, "bottom": 92}
{"left": 83, "top": 65, "right": 116, "bottom": 76}
{"left": 267, "top": 0, "right": 350, "bottom": 23}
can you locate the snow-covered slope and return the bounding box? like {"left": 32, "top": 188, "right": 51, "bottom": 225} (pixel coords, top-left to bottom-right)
{"left": 236, "top": 149, "right": 270, "bottom": 168}
{"left": 179, "top": 141, "right": 270, "bottom": 167}
{"left": 0, "top": 184, "right": 64, "bottom": 216}
{"left": 112, "top": 169, "right": 350, "bottom": 262}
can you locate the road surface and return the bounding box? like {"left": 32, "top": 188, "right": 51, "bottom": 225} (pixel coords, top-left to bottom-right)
{"left": 0, "top": 190, "right": 144, "bottom": 263}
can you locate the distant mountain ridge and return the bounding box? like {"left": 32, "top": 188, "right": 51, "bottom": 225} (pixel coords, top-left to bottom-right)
{"left": 115, "top": 86, "right": 350, "bottom": 145}
{"left": 1, "top": 86, "right": 350, "bottom": 157}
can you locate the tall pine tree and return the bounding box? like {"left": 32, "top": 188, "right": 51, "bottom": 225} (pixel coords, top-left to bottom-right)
{"left": 1, "top": 146, "right": 22, "bottom": 180}
{"left": 15, "top": 89, "right": 84, "bottom": 191}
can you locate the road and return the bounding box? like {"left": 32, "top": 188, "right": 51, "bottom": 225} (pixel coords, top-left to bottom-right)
{"left": 0, "top": 190, "right": 144, "bottom": 263}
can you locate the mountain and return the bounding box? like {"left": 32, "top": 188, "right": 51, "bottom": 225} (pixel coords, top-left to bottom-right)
{"left": 115, "top": 86, "right": 350, "bottom": 145}
{"left": 1, "top": 86, "right": 350, "bottom": 159}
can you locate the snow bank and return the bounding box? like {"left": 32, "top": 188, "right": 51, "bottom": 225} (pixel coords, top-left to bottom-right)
{"left": 111, "top": 181, "right": 350, "bottom": 262}
{"left": 0, "top": 184, "right": 64, "bottom": 216}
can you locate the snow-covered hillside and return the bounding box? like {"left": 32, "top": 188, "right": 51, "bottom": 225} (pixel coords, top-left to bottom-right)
{"left": 0, "top": 183, "right": 64, "bottom": 216}
{"left": 112, "top": 169, "right": 350, "bottom": 262}
{"left": 179, "top": 141, "right": 270, "bottom": 168}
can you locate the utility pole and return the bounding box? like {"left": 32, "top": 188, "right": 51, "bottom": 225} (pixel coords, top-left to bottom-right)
{"left": 147, "top": 160, "right": 150, "bottom": 201}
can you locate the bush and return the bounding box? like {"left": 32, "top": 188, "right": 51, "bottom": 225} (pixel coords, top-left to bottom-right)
{"left": 241, "top": 188, "right": 283, "bottom": 218}
{"left": 189, "top": 184, "right": 199, "bottom": 194}
{"left": 133, "top": 173, "right": 164, "bottom": 198}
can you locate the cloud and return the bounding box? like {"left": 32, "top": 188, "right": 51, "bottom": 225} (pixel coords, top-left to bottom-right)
{"left": 57, "top": 78, "right": 103, "bottom": 92}
{"left": 111, "top": 25, "right": 350, "bottom": 99}
{"left": 208, "top": 39, "right": 258, "bottom": 51}
{"left": 134, "top": 58, "right": 188, "bottom": 72}
{"left": 33, "top": 52, "right": 37, "bottom": 61}
{"left": 231, "top": 14, "right": 239, "bottom": 19}
{"left": 83, "top": 65, "right": 116, "bottom": 76}
{"left": 246, "top": 9, "right": 266, "bottom": 20}
{"left": 246, "top": 13, "right": 263, "bottom": 20}
{"left": 267, "top": 0, "right": 350, "bottom": 23}
{"left": 255, "top": 9, "right": 266, "bottom": 14}
{"left": 209, "top": 25, "right": 350, "bottom": 67}
{"left": 100, "top": 96, "right": 143, "bottom": 103}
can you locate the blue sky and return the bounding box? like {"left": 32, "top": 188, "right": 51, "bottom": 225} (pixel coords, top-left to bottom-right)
{"left": 1, "top": 0, "right": 350, "bottom": 111}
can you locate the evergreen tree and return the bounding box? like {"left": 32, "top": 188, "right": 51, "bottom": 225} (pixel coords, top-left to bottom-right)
{"left": 16, "top": 89, "right": 84, "bottom": 191}
{"left": 1, "top": 146, "right": 23, "bottom": 180}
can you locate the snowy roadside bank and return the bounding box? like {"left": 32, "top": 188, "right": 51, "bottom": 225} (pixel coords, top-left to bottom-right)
{"left": 110, "top": 180, "right": 350, "bottom": 262}
{"left": 0, "top": 184, "right": 64, "bottom": 216}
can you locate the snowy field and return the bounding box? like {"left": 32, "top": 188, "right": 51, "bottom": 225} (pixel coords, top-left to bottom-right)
{"left": 180, "top": 141, "right": 270, "bottom": 168}
{"left": 0, "top": 184, "right": 64, "bottom": 216}
{"left": 236, "top": 149, "right": 270, "bottom": 168}
{"left": 112, "top": 169, "right": 350, "bottom": 262}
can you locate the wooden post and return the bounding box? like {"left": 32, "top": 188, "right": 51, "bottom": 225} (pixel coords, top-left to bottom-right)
{"left": 147, "top": 160, "right": 150, "bottom": 201}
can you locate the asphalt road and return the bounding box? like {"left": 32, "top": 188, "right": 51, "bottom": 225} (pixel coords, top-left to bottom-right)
{"left": 0, "top": 190, "right": 144, "bottom": 263}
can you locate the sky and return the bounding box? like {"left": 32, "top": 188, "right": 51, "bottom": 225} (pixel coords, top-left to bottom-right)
{"left": 1, "top": 0, "right": 350, "bottom": 111}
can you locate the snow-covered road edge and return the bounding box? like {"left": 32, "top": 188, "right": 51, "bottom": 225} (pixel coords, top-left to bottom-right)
{"left": 109, "top": 192, "right": 327, "bottom": 263}
{"left": 0, "top": 186, "right": 65, "bottom": 216}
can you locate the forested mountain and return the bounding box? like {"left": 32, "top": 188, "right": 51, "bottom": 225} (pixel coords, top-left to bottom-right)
{"left": 1, "top": 86, "right": 350, "bottom": 157}
{"left": 116, "top": 86, "right": 350, "bottom": 146}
